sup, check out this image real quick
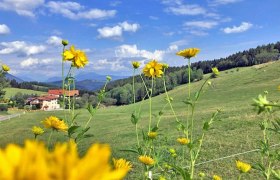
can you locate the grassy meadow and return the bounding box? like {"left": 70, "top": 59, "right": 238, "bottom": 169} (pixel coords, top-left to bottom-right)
{"left": 1, "top": 61, "right": 280, "bottom": 179}
{"left": 4, "top": 87, "right": 45, "bottom": 98}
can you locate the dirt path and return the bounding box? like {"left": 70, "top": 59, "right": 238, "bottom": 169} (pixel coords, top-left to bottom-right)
{"left": 0, "top": 113, "right": 23, "bottom": 122}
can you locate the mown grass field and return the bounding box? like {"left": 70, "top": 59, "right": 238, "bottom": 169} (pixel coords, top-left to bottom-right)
{"left": 4, "top": 87, "right": 45, "bottom": 98}
{"left": 1, "top": 61, "right": 280, "bottom": 179}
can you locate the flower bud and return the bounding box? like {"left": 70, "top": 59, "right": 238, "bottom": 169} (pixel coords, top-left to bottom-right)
{"left": 62, "top": 40, "right": 68, "bottom": 46}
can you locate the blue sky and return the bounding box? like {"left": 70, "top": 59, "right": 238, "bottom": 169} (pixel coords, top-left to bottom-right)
{"left": 0, "top": 0, "right": 279, "bottom": 81}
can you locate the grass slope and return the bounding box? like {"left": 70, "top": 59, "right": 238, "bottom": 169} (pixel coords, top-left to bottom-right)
{"left": 4, "top": 87, "right": 46, "bottom": 98}
{"left": 1, "top": 61, "right": 280, "bottom": 179}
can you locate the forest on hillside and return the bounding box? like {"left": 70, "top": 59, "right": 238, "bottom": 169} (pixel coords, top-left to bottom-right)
{"left": 103, "top": 42, "right": 280, "bottom": 105}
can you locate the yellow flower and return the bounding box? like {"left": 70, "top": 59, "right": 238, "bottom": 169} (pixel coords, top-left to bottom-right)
{"left": 32, "top": 126, "right": 44, "bottom": 136}
{"left": 113, "top": 158, "right": 132, "bottom": 172}
{"left": 42, "top": 116, "right": 68, "bottom": 132}
{"left": 0, "top": 140, "right": 128, "bottom": 180}
{"left": 132, "top": 61, "right": 140, "bottom": 69}
{"left": 277, "top": 85, "right": 280, "bottom": 91}
{"left": 143, "top": 60, "right": 163, "bottom": 78}
{"left": 236, "top": 160, "right": 251, "bottom": 173}
{"left": 176, "top": 48, "right": 200, "bottom": 59}
{"left": 138, "top": 155, "right": 155, "bottom": 166}
{"left": 176, "top": 137, "right": 190, "bottom": 145}
{"left": 63, "top": 45, "right": 88, "bottom": 68}
{"left": 148, "top": 131, "right": 157, "bottom": 139}
{"left": 212, "top": 67, "right": 219, "bottom": 75}
{"left": 213, "top": 175, "right": 222, "bottom": 180}
{"left": 2, "top": 64, "right": 10, "bottom": 72}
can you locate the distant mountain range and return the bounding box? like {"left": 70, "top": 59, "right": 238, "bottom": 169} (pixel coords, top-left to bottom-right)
{"left": 5, "top": 72, "right": 128, "bottom": 91}
{"left": 45, "top": 71, "right": 127, "bottom": 82}
{"left": 5, "top": 73, "right": 24, "bottom": 83}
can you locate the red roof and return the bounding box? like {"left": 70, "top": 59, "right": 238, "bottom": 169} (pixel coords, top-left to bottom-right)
{"left": 48, "top": 89, "right": 79, "bottom": 96}
{"left": 38, "top": 95, "right": 58, "bottom": 101}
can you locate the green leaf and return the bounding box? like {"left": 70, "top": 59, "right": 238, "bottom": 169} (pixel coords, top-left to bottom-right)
{"left": 183, "top": 100, "right": 193, "bottom": 106}
{"left": 203, "top": 122, "right": 210, "bottom": 131}
{"left": 131, "top": 112, "right": 139, "bottom": 125}
{"left": 170, "top": 164, "right": 191, "bottom": 180}
{"left": 194, "top": 91, "right": 199, "bottom": 100}
{"left": 87, "top": 104, "right": 96, "bottom": 117}
{"left": 152, "top": 126, "right": 159, "bottom": 132}
{"left": 159, "top": 111, "right": 164, "bottom": 116}
{"left": 68, "top": 125, "right": 81, "bottom": 137}
{"left": 120, "top": 148, "right": 140, "bottom": 154}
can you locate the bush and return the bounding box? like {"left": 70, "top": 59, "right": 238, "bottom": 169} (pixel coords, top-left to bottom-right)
{"left": 0, "top": 103, "right": 8, "bottom": 111}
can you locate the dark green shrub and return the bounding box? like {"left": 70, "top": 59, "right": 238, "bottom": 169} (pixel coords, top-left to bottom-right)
{"left": 0, "top": 103, "right": 8, "bottom": 111}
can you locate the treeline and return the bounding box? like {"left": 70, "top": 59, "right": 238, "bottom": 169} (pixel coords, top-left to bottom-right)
{"left": 105, "top": 68, "right": 204, "bottom": 105}
{"left": 98, "top": 41, "right": 280, "bottom": 106}
{"left": 9, "top": 80, "right": 57, "bottom": 92}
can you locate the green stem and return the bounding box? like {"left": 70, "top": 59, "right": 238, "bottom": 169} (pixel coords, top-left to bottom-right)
{"left": 186, "top": 58, "right": 191, "bottom": 138}
{"left": 140, "top": 74, "right": 150, "bottom": 98}
{"left": 133, "top": 69, "right": 136, "bottom": 105}
{"left": 136, "top": 124, "right": 140, "bottom": 147}
{"left": 148, "top": 78, "right": 154, "bottom": 132}
{"left": 162, "top": 71, "right": 180, "bottom": 124}
{"left": 188, "top": 58, "right": 191, "bottom": 98}
{"left": 238, "top": 174, "right": 242, "bottom": 180}
{"left": 84, "top": 80, "right": 109, "bottom": 128}
{"left": 156, "top": 103, "right": 168, "bottom": 127}
{"left": 72, "top": 76, "right": 76, "bottom": 122}
{"left": 47, "top": 130, "right": 54, "bottom": 149}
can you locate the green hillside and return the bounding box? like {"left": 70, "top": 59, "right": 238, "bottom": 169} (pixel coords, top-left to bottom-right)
{"left": 0, "top": 61, "right": 280, "bottom": 179}
{"left": 4, "top": 87, "right": 46, "bottom": 98}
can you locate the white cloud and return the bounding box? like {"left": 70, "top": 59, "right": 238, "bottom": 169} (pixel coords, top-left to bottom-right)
{"left": 20, "top": 57, "right": 39, "bottom": 67}
{"left": 166, "top": 4, "right": 206, "bottom": 16}
{"left": 46, "top": 1, "right": 116, "bottom": 20}
{"left": 0, "top": 0, "right": 44, "bottom": 17}
{"left": 97, "top": 26, "right": 123, "bottom": 39}
{"left": 46, "top": 36, "right": 62, "bottom": 46}
{"left": 223, "top": 22, "right": 253, "bottom": 34}
{"left": 161, "top": 0, "right": 182, "bottom": 5}
{"left": 20, "top": 57, "right": 54, "bottom": 68}
{"left": 0, "top": 24, "right": 10, "bottom": 34}
{"left": 189, "top": 30, "right": 208, "bottom": 36}
{"left": 119, "top": 21, "right": 140, "bottom": 32}
{"left": 170, "top": 40, "right": 189, "bottom": 47}
{"left": 168, "top": 45, "right": 178, "bottom": 51}
{"left": 149, "top": 16, "right": 159, "bottom": 20}
{"left": 97, "top": 22, "right": 140, "bottom": 39}
{"left": 210, "top": 0, "right": 242, "bottom": 6}
{"left": 0, "top": 41, "right": 46, "bottom": 56}
{"left": 115, "top": 44, "right": 165, "bottom": 60}
{"left": 184, "top": 21, "right": 218, "bottom": 29}
{"left": 92, "top": 59, "right": 126, "bottom": 71}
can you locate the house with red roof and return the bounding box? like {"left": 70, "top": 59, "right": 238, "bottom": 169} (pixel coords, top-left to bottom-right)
{"left": 26, "top": 89, "right": 79, "bottom": 111}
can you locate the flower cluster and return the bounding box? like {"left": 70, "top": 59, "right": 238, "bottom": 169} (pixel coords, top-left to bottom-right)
{"left": 42, "top": 116, "right": 68, "bottom": 132}
{"left": 176, "top": 137, "right": 190, "bottom": 145}
{"left": 143, "top": 60, "right": 163, "bottom": 78}
{"left": 0, "top": 140, "right": 128, "bottom": 180}
{"left": 176, "top": 48, "right": 200, "bottom": 59}
{"left": 63, "top": 45, "right": 88, "bottom": 68}
{"left": 138, "top": 155, "right": 155, "bottom": 166}
{"left": 113, "top": 158, "right": 133, "bottom": 172}
{"left": 32, "top": 126, "right": 44, "bottom": 137}
{"left": 236, "top": 160, "right": 251, "bottom": 173}
{"left": 2, "top": 64, "right": 10, "bottom": 72}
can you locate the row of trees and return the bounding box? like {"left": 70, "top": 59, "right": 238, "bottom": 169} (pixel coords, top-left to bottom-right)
{"left": 9, "top": 80, "right": 56, "bottom": 92}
